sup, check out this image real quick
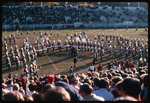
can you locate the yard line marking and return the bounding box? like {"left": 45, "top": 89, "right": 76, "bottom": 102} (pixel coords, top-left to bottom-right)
{"left": 46, "top": 53, "right": 58, "bottom": 70}
{"left": 30, "top": 34, "right": 58, "bottom": 70}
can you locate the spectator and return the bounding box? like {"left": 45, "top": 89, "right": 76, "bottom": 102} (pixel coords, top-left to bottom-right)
{"left": 24, "top": 95, "right": 34, "bottom": 101}
{"left": 26, "top": 82, "right": 37, "bottom": 96}
{"left": 43, "top": 84, "right": 54, "bottom": 94}
{"left": 44, "top": 86, "right": 71, "bottom": 101}
{"left": 79, "top": 83, "right": 104, "bottom": 101}
{"left": 97, "top": 63, "right": 103, "bottom": 71}
{"left": 71, "top": 77, "right": 80, "bottom": 91}
{"left": 93, "top": 78, "right": 114, "bottom": 101}
{"left": 114, "top": 96, "right": 137, "bottom": 101}
{"left": 32, "top": 93, "right": 44, "bottom": 101}
{"left": 18, "top": 82, "right": 25, "bottom": 96}
{"left": 3, "top": 91, "right": 24, "bottom": 101}
{"left": 13, "top": 83, "right": 20, "bottom": 91}
{"left": 115, "top": 81, "right": 122, "bottom": 96}
{"left": 6, "top": 79, "right": 13, "bottom": 88}
{"left": 55, "top": 81, "right": 82, "bottom": 101}
{"left": 121, "top": 77, "right": 141, "bottom": 101}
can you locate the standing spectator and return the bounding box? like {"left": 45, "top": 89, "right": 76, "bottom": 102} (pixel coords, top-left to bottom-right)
{"left": 74, "top": 56, "right": 78, "bottom": 68}
{"left": 69, "top": 66, "right": 73, "bottom": 73}
{"left": 97, "top": 63, "right": 103, "bottom": 71}
{"left": 79, "top": 83, "right": 104, "bottom": 101}
{"left": 93, "top": 53, "right": 96, "bottom": 65}
{"left": 93, "top": 78, "right": 114, "bottom": 101}
{"left": 89, "top": 64, "right": 95, "bottom": 72}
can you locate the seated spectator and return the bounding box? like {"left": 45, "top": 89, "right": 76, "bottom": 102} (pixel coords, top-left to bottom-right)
{"left": 121, "top": 77, "right": 141, "bottom": 101}
{"left": 26, "top": 82, "right": 37, "bottom": 96}
{"left": 18, "top": 82, "right": 25, "bottom": 96}
{"left": 71, "top": 77, "right": 80, "bottom": 91}
{"left": 13, "top": 83, "right": 19, "bottom": 91}
{"left": 114, "top": 96, "right": 137, "bottom": 101}
{"left": 3, "top": 91, "right": 24, "bottom": 101}
{"left": 44, "top": 86, "right": 70, "bottom": 101}
{"left": 93, "top": 78, "right": 99, "bottom": 91}
{"left": 24, "top": 95, "right": 34, "bottom": 101}
{"left": 79, "top": 83, "right": 104, "bottom": 101}
{"left": 32, "top": 93, "right": 44, "bottom": 101}
{"left": 140, "top": 74, "right": 148, "bottom": 101}
{"left": 115, "top": 81, "right": 122, "bottom": 97}
{"left": 55, "top": 81, "right": 82, "bottom": 101}
{"left": 93, "top": 78, "right": 114, "bottom": 101}
{"left": 43, "top": 84, "right": 54, "bottom": 94}
{"left": 6, "top": 79, "right": 13, "bottom": 88}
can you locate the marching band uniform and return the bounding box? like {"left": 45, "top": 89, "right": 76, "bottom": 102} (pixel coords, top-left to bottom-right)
{"left": 97, "top": 43, "right": 100, "bottom": 53}
{"left": 16, "top": 56, "right": 20, "bottom": 70}
{"left": 9, "top": 35, "right": 11, "bottom": 45}
{"left": 58, "top": 40, "right": 62, "bottom": 52}
{"left": 52, "top": 40, "right": 55, "bottom": 52}
{"left": 65, "top": 40, "right": 68, "bottom": 51}
{"left": 90, "top": 41, "right": 93, "bottom": 52}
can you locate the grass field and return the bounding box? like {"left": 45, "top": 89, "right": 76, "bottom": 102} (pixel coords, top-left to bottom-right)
{"left": 2, "top": 28, "right": 148, "bottom": 79}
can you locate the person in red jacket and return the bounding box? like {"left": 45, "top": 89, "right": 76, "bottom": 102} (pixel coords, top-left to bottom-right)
{"left": 97, "top": 63, "right": 103, "bottom": 71}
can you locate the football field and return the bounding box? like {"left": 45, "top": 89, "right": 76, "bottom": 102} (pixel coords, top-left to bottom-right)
{"left": 2, "top": 28, "right": 148, "bottom": 79}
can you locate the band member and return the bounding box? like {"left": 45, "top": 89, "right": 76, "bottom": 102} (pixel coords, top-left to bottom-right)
{"left": 69, "top": 40, "right": 72, "bottom": 49}
{"left": 75, "top": 40, "right": 78, "bottom": 50}
{"left": 7, "top": 57, "right": 11, "bottom": 70}
{"left": 15, "top": 56, "right": 20, "bottom": 70}
{"left": 14, "top": 45, "right": 18, "bottom": 53}
{"left": 9, "top": 35, "right": 11, "bottom": 44}
{"left": 113, "top": 34, "right": 115, "bottom": 42}
{"left": 84, "top": 41, "right": 87, "bottom": 51}
{"left": 101, "top": 37, "right": 104, "bottom": 47}
{"left": 72, "top": 40, "right": 75, "bottom": 48}
{"left": 46, "top": 41, "right": 49, "bottom": 53}
{"left": 22, "top": 55, "right": 26, "bottom": 68}
{"left": 78, "top": 40, "right": 81, "bottom": 49}
{"left": 94, "top": 42, "right": 97, "bottom": 53}
{"left": 113, "top": 46, "right": 116, "bottom": 57}
{"left": 11, "top": 51, "right": 15, "bottom": 64}
{"left": 108, "top": 44, "right": 112, "bottom": 56}
{"left": 132, "top": 48, "right": 135, "bottom": 59}
{"left": 58, "top": 40, "right": 62, "bottom": 52}
{"left": 65, "top": 40, "right": 69, "bottom": 51}
{"left": 109, "top": 33, "right": 112, "bottom": 40}
{"left": 27, "top": 51, "right": 31, "bottom": 64}
{"left": 4, "top": 36, "right": 7, "bottom": 43}
{"left": 97, "top": 43, "right": 101, "bottom": 53}
{"left": 13, "top": 35, "right": 16, "bottom": 44}
{"left": 93, "top": 53, "right": 96, "bottom": 65}
{"left": 125, "top": 48, "right": 129, "bottom": 58}
{"left": 106, "top": 33, "right": 108, "bottom": 41}
{"left": 90, "top": 41, "right": 93, "bottom": 52}
{"left": 52, "top": 40, "right": 55, "bottom": 52}
{"left": 81, "top": 41, "right": 84, "bottom": 51}
{"left": 10, "top": 46, "right": 14, "bottom": 54}
{"left": 98, "top": 33, "right": 100, "bottom": 41}
{"left": 41, "top": 43, "right": 45, "bottom": 54}
{"left": 26, "top": 37, "right": 28, "bottom": 43}
{"left": 87, "top": 40, "right": 90, "bottom": 52}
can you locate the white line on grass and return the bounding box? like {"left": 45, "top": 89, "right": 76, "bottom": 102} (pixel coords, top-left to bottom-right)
{"left": 30, "top": 34, "right": 58, "bottom": 70}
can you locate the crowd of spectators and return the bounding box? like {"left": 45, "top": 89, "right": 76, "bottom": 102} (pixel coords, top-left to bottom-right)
{"left": 2, "top": 57, "right": 148, "bottom": 101}
{"left": 2, "top": 5, "right": 148, "bottom": 25}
